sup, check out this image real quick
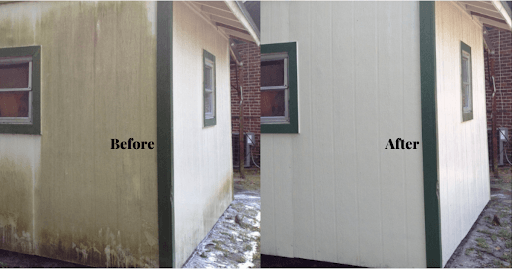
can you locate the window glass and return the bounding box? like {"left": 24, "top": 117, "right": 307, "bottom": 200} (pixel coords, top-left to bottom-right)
{"left": 261, "top": 60, "right": 285, "bottom": 87}
{"left": 261, "top": 90, "right": 285, "bottom": 117}
{"left": 0, "top": 91, "right": 29, "bottom": 117}
{"left": 0, "top": 63, "right": 29, "bottom": 88}
{"left": 205, "top": 65, "right": 213, "bottom": 90}
{"left": 462, "top": 53, "right": 469, "bottom": 83}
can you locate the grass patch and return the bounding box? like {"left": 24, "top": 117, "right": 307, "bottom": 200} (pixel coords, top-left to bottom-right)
{"left": 236, "top": 256, "right": 246, "bottom": 263}
{"left": 478, "top": 229, "right": 493, "bottom": 235}
{"left": 0, "top": 262, "right": 7, "bottom": 268}
{"left": 234, "top": 173, "right": 260, "bottom": 192}
{"left": 492, "top": 234, "right": 498, "bottom": 242}
{"left": 252, "top": 251, "right": 261, "bottom": 261}
{"left": 477, "top": 250, "right": 483, "bottom": 259}
{"left": 244, "top": 244, "right": 253, "bottom": 251}
{"left": 200, "top": 252, "right": 207, "bottom": 258}
{"left": 465, "top": 248, "right": 475, "bottom": 255}
{"left": 476, "top": 237, "right": 489, "bottom": 249}
{"left": 503, "top": 252, "right": 512, "bottom": 263}
{"left": 505, "top": 240, "right": 512, "bottom": 249}
{"left": 498, "top": 228, "right": 512, "bottom": 239}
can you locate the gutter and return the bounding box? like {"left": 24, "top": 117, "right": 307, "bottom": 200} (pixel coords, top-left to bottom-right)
{"left": 224, "top": 1, "right": 260, "bottom": 46}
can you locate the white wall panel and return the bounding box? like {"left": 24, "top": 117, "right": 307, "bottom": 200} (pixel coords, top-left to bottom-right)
{"left": 261, "top": 2, "right": 426, "bottom": 267}
{"left": 435, "top": 2, "right": 490, "bottom": 266}
{"left": 173, "top": 2, "right": 233, "bottom": 266}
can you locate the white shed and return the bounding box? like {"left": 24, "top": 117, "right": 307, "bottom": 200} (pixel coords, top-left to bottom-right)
{"left": 259, "top": 1, "right": 512, "bottom": 267}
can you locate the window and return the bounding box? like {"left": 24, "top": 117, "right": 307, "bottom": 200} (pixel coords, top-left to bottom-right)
{"left": 260, "top": 42, "right": 298, "bottom": 133}
{"left": 203, "top": 50, "right": 216, "bottom": 127}
{"left": 0, "top": 46, "right": 40, "bottom": 134}
{"left": 461, "top": 41, "right": 472, "bottom": 122}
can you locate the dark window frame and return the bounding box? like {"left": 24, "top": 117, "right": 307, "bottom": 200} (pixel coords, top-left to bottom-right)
{"left": 461, "top": 41, "right": 473, "bottom": 122}
{"left": 203, "top": 49, "right": 216, "bottom": 127}
{"left": 260, "top": 42, "right": 298, "bottom": 134}
{"left": 0, "top": 46, "right": 41, "bottom": 134}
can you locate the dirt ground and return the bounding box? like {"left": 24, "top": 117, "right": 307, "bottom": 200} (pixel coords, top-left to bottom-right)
{"left": 182, "top": 169, "right": 261, "bottom": 268}
{"left": 445, "top": 165, "right": 512, "bottom": 268}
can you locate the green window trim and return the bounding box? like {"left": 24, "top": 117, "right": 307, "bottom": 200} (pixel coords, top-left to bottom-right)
{"left": 203, "top": 50, "right": 216, "bottom": 127}
{"left": 0, "top": 46, "right": 41, "bottom": 135}
{"left": 260, "top": 42, "right": 298, "bottom": 134}
{"left": 461, "top": 41, "right": 473, "bottom": 122}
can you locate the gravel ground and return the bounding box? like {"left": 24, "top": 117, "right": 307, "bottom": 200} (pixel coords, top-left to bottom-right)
{"left": 445, "top": 166, "right": 512, "bottom": 268}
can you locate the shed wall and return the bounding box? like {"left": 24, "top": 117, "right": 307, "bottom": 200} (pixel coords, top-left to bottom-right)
{"left": 260, "top": 2, "right": 426, "bottom": 267}
{"left": 0, "top": 2, "right": 159, "bottom": 267}
{"left": 434, "top": 2, "right": 490, "bottom": 266}
{"left": 172, "top": 2, "right": 233, "bottom": 267}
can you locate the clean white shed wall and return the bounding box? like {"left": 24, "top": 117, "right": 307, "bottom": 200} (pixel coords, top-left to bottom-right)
{"left": 435, "top": 2, "right": 490, "bottom": 266}
{"left": 261, "top": 2, "right": 426, "bottom": 267}
{"left": 173, "top": 2, "right": 233, "bottom": 266}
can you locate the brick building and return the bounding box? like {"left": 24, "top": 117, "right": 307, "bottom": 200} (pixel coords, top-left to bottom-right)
{"left": 230, "top": 41, "right": 261, "bottom": 167}
{"left": 484, "top": 26, "right": 512, "bottom": 166}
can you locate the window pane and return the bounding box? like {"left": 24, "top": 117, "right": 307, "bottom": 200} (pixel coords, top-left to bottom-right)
{"left": 261, "top": 90, "right": 285, "bottom": 117}
{"left": 462, "top": 57, "right": 469, "bottom": 83}
{"left": 464, "top": 84, "right": 470, "bottom": 108}
{"left": 0, "top": 63, "right": 29, "bottom": 89}
{"left": 261, "top": 59, "right": 285, "bottom": 87}
{"left": 205, "top": 92, "right": 213, "bottom": 115}
{"left": 0, "top": 91, "right": 29, "bottom": 117}
{"left": 205, "top": 65, "right": 213, "bottom": 90}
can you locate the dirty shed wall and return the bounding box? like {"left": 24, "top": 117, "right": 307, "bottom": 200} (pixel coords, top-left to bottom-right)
{"left": 260, "top": 1, "right": 426, "bottom": 267}
{"left": 435, "top": 2, "right": 490, "bottom": 266}
{"left": 0, "top": 2, "right": 159, "bottom": 267}
{"left": 172, "top": 2, "right": 233, "bottom": 267}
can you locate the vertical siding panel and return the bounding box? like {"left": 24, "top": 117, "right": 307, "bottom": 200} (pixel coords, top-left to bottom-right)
{"left": 261, "top": 135, "right": 276, "bottom": 255}
{"left": 332, "top": 1, "right": 360, "bottom": 265}
{"left": 72, "top": 0, "right": 97, "bottom": 255}
{"left": 378, "top": 2, "right": 407, "bottom": 267}
{"left": 402, "top": 2, "right": 426, "bottom": 267}
{"left": 259, "top": 0, "right": 276, "bottom": 257}
{"left": 273, "top": 136, "right": 294, "bottom": 257}
{"left": 289, "top": 0, "right": 315, "bottom": 260}
{"left": 354, "top": 2, "right": 382, "bottom": 266}
{"left": 115, "top": 2, "right": 143, "bottom": 263}
{"left": 310, "top": 2, "right": 336, "bottom": 262}
{"left": 139, "top": 2, "right": 158, "bottom": 264}
{"left": 93, "top": 3, "right": 119, "bottom": 261}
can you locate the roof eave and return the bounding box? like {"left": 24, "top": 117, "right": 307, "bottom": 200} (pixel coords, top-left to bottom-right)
{"left": 224, "top": 1, "right": 260, "bottom": 46}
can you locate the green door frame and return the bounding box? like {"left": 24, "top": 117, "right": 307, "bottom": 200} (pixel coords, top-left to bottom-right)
{"left": 157, "top": 1, "right": 174, "bottom": 267}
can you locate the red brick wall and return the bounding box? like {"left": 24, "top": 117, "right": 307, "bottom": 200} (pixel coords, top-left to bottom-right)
{"left": 484, "top": 27, "right": 512, "bottom": 165}
{"left": 230, "top": 42, "right": 261, "bottom": 166}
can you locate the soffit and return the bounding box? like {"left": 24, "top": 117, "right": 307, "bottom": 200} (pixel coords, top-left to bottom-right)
{"left": 458, "top": 1, "right": 512, "bottom": 30}
{"left": 185, "top": 1, "right": 260, "bottom": 45}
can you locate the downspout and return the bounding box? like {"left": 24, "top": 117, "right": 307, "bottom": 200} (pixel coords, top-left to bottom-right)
{"left": 230, "top": 40, "right": 245, "bottom": 179}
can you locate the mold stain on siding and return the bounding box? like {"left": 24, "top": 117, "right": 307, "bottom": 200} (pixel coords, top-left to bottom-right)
{"left": 0, "top": 158, "right": 34, "bottom": 255}
{"left": 0, "top": 2, "right": 159, "bottom": 267}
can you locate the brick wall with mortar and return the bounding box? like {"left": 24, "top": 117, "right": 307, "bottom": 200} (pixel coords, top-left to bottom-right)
{"left": 230, "top": 41, "right": 261, "bottom": 167}
{"left": 484, "top": 27, "right": 512, "bottom": 166}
